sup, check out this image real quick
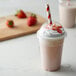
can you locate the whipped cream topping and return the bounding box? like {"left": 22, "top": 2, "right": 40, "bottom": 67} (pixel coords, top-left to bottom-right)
{"left": 37, "top": 23, "right": 65, "bottom": 38}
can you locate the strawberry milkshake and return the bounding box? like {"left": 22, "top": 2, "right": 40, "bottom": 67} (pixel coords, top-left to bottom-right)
{"left": 59, "top": 0, "right": 76, "bottom": 28}
{"left": 37, "top": 22, "right": 66, "bottom": 71}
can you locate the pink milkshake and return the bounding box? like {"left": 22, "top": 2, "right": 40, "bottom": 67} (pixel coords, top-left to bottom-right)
{"left": 37, "top": 23, "right": 66, "bottom": 71}
{"left": 59, "top": 0, "right": 76, "bottom": 28}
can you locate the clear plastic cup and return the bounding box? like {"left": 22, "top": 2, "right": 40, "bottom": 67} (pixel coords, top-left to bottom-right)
{"left": 37, "top": 23, "right": 66, "bottom": 71}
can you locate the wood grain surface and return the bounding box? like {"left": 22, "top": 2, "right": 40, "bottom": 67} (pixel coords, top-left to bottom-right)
{"left": 0, "top": 12, "right": 46, "bottom": 41}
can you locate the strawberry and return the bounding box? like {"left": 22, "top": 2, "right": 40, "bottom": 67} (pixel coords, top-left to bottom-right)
{"left": 27, "top": 13, "right": 37, "bottom": 26}
{"left": 52, "top": 26, "right": 57, "bottom": 30}
{"left": 52, "top": 24, "right": 63, "bottom": 33}
{"left": 52, "top": 24, "right": 57, "bottom": 30}
{"left": 6, "top": 20, "right": 14, "bottom": 28}
{"left": 52, "top": 24, "right": 56, "bottom": 27}
{"left": 57, "top": 28, "right": 62, "bottom": 33}
{"left": 57, "top": 25, "right": 62, "bottom": 28}
{"left": 15, "top": 10, "right": 27, "bottom": 18}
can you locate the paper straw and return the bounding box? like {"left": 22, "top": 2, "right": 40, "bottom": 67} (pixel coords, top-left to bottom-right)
{"left": 46, "top": 4, "right": 52, "bottom": 25}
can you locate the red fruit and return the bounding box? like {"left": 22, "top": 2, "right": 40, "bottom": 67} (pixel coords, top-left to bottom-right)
{"left": 57, "top": 28, "right": 62, "bottom": 33}
{"left": 52, "top": 26, "right": 57, "bottom": 30}
{"left": 52, "top": 24, "right": 57, "bottom": 30}
{"left": 52, "top": 24, "right": 56, "bottom": 27}
{"left": 57, "top": 25, "right": 62, "bottom": 28}
{"left": 27, "top": 13, "right": 37, "bottom": 26}
{"left": 6, "top": 20, "right": 14, "bottom": 28}
{"left": 15, "top": 10, "right": 27, "bottom": 18}
{"left": 52, "top": 24, "right": 63, "bottom": 33}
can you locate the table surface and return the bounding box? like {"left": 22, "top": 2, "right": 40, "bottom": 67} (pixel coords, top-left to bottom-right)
{"left": 0, "top": 0, "right": 76, "bottom": 76}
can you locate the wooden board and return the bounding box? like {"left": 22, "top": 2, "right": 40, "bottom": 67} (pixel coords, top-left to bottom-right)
{"left": 0, "top": 12, "right": 46, "bottom": 41}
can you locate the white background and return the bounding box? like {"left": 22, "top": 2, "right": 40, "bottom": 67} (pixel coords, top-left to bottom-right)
{"left": 0, "top": 0, "right": 76, "bottom": 76}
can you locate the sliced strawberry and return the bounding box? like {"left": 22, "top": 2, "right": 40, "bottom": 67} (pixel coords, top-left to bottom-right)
{"left": 6, "top": 20, "right": 14, "bottom": 28}
{"left": 51, "top": 24, "right": 63, "bottom": 33}
{"left": 57, "top": 26, "right": 62, "bottom": 28}
{"left": 52, "top": 24, "right": 56, "bottom": 27}
{"left": 52, "top": 26, "right": 57, "bottom": 30}
{"left": 57, "top": 28, "right": 62, "bottom": 33}
{"left": 52, "top": 24, "right": 57, "bottom": 30}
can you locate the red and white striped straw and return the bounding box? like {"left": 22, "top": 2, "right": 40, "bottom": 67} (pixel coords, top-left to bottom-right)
{"left": 46, "top": 4, "right": 52, "bottom": 25}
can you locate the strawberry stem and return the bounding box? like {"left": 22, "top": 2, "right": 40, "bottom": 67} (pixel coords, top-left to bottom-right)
{"left": 31, "top": 13, "right": 36, "bottom": 18}
{"left": 8, "top": 21, "right": 13, "bottom": 25}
